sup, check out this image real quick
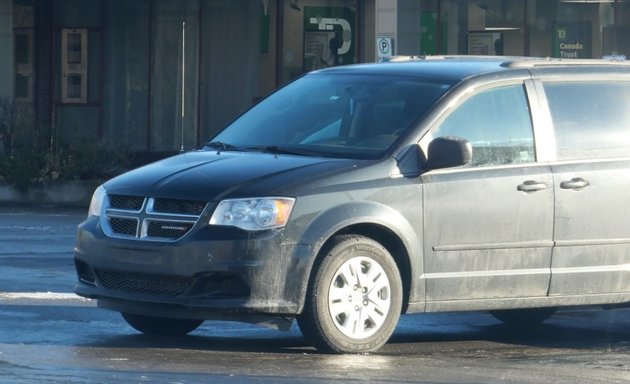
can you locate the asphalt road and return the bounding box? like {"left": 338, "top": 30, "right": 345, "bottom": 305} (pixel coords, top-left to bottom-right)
{"left": 0, "top": 206, "right": 629, "bottom": 383}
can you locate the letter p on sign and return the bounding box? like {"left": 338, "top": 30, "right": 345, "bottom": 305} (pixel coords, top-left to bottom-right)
{"left": 377, "top": 37, "right": 392, "bottom": 62}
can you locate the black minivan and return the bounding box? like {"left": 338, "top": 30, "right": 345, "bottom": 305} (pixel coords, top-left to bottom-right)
{"left": 74, "top": 56, "right": 630, "bottom": 353}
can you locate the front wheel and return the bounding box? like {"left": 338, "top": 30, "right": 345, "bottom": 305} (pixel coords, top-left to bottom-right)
{"left": 298, "top": 235, "right": 403, "bottom": 353}
{"left": 122, "top": 313, "right": 203, "bottom": 335}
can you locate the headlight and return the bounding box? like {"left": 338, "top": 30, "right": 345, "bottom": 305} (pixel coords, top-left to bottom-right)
{"left": 88, "top": 185, "right": 107, "bottom": 217}
{"left": 209, "top": 197, "right": 295, "bottom": 231}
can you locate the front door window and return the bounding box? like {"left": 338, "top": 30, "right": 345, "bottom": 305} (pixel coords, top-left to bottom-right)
{"left": 430, "top": 84, "right": 535, "bottom": 166}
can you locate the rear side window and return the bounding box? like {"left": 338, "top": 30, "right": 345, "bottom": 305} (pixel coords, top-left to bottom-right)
{"left": 432, "top": 84, "right": 535, "bottom": 167}
{"left": 543, "top": 81, "right": 630, "bottom": 160}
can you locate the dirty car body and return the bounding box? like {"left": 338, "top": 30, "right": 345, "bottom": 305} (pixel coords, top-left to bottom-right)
{"left": 74, "top": 57, "right": 630, "bottom": 353}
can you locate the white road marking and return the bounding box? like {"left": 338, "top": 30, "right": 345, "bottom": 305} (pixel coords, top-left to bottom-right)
{"left": 0, "top": 291, "right": 95, "bottom": 306}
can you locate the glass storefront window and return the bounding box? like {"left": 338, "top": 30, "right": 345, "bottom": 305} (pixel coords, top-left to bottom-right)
{"left": 280, "top": 0, "right": 360, "bottom": 84}
{"left": 431, "top": 0, "right": 630, "bottom": 59}
{"left": 529, "top": 0, "right": 630, "bottom": 59}
{"left": 438, "top": 0, "right": 525, "bottom": 56}
{"left": 14, "top": 0, "right": 630, "bottom": 161}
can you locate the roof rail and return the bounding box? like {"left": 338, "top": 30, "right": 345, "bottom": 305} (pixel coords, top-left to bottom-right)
{"left": 502, "top": 57, "right": 630, "bottom": 68}
{"left": 388, "top": 55, "right": 504, "bottom": 62}
{"left": 387, "top": 55, "right": 444, "bottom": 62}
{"left": 385, "top": 55, "right": 630, "bottom": 67}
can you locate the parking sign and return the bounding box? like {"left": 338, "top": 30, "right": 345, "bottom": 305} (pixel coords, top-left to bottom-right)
{"left": 376, "top": 36, "right": 392, "bottom": 61}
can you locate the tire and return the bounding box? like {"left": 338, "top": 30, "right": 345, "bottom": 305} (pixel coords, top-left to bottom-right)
{"left": 490, "top": 307, "right": 557, "bottom": 327}
{"left": 121, "top": 313, "right": 203, "bottom": 335}
{"left": 298, "top": 235, "right": 403, "bottom": 353}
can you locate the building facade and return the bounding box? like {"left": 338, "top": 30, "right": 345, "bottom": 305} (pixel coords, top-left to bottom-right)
{"left": 1, "top": 0, "right": 629, "bottom": 159}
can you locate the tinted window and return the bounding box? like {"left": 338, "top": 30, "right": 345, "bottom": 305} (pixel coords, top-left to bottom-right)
{"left": 432, "top": 84, "right": 535, "bottom": 166}
{"left": 544, "top": 82, "right": 630, "bottom": 160}
{"left": 211, "top": 73, "right": 452, "bottom": 159}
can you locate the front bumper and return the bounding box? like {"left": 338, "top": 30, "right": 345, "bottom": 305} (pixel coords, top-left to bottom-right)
{"left": 74, "top": 216, "right": 312, "bottom": 318}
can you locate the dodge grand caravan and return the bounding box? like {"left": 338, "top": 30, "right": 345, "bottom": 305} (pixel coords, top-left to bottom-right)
{"left": 74, "top": 56, "right": 630, "bottom": 353}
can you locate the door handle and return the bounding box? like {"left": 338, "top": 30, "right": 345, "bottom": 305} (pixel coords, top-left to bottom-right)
{"left": 517, "top": 180, "right": 548, "bottom": 193}
{"left": 560, "top": 177, "right": 590, "bottom": 190}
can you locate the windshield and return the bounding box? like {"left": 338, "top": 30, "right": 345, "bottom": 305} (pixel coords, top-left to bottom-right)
{"left": 209, "top": 73, "right": 452, "bottom": 159}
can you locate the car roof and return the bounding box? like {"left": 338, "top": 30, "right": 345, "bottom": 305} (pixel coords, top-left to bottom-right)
{"left": 312, "top": 55, "right": 630, "bottom": 83}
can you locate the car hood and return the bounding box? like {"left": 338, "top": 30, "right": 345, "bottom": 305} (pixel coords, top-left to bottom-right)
{"left": 103, "top": 150, "right": 358, "bottom": 201}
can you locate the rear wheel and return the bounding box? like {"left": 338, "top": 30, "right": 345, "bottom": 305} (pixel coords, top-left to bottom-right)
{"left": 122, "top": 313, "right": 203, "bottom": 335}
{"left": 490, "top": 307, "right": 557, "bottom": 327}
{"left": 298, "top": 235, "right": 403, "bottom": 353}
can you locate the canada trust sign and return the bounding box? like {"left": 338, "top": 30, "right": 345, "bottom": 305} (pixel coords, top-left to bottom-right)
{"left": 559, "top": 42, "right": 585, "bottom": 58}
{"left": 553, "top": 23, "right": 591, "bottom": 59}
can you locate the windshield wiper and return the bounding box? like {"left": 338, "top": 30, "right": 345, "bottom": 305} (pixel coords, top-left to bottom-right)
{"left": 244, "top": 145, "right": 317, "bottom": 157}
{"left": 204, "top": 141, "right": 241, "bottom": 152}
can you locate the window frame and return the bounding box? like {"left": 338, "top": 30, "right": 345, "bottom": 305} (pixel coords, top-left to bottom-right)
{"left": 420, "top": 79, "right": 538, "bottom": 168}
{"left": 14, "top": 28, "right": 34, "bottom": 102}
{"left": 61, "top": 28, "right": 88, "bottom": 104}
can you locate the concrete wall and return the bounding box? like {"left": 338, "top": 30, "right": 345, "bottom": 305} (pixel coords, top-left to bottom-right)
{"left": 361, "top": 0, "right": 376, "bottom": 62}
{"left": 375, "top": 0, "right": 397, "bottom": 55}
{"left": 0, "top": 0, "right": 13, "bottom": 99}
{"left": 397, "top": 0, "right": 421, "bottom": 55}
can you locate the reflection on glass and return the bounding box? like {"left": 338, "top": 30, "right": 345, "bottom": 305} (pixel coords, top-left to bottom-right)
{"left": 15, "top": 74, "right": 30, "bottom": 99}
{"left": 67, "top": 33, "right": 82, "bottom": 64}
{"left": 66, "top": 74, "right": 83, "bottom": 99}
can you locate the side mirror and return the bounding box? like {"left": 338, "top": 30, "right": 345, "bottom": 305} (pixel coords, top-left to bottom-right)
{"left": 425, "top": 136, "right": 472, "bottom": 170}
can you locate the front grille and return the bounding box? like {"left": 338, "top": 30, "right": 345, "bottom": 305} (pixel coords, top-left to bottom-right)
{"left": 77, "top": 265, "right": 251, "bottom": 299}
{"left": 95, "top": 269, "right": 192, "bottom": 296}
{"left": 108, "top": 217, "right": 138, "bottom": 236}
{"left": 102, "top": 194, "right": 208, "bottom": 242}
{"left": 153, "top": 198, "right": 206, "bottom": 215}
{"left": 109, "top": 195, "right": 144, "bottom": 211}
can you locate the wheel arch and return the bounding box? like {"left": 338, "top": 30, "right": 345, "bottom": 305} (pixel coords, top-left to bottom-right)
{"left": 293, "top": 201, "right": 423, "bottom": 315}
{"left": 334, "top": 223, "right": 412, "bottom": 313}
